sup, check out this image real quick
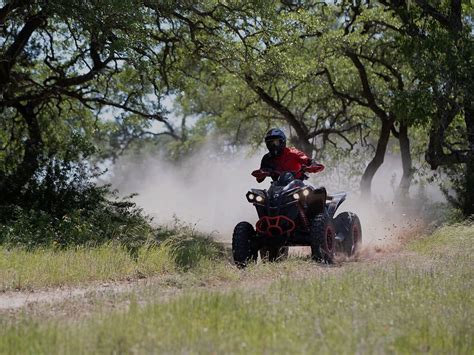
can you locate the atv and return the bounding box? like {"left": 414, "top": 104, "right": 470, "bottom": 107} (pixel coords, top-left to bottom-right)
{"left": 232, "top": 168, "right": 362, "bottom": 268}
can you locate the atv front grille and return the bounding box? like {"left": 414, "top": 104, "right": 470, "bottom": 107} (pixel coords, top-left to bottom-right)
{"left": 256, "top": 215, "right": 296, "bottom": 237}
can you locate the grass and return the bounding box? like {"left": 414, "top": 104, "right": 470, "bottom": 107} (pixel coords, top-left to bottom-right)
{"left": 0, "top": 232, "right": 225, "bottom": 291}
{"left": 0, "top": 223, "right": 472, "bottom": 354}
{"left": 409, "top": 222, "right": 473, "bottom": 255}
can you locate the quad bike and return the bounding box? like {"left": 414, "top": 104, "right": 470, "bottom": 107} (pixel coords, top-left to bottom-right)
{"left": 232, "top": 168, "right": 362, "bottom": 268}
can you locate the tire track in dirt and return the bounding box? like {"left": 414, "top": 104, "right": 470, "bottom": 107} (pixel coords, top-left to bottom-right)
{"left": 0, "top": 280, "right": 143, "bottom": 311}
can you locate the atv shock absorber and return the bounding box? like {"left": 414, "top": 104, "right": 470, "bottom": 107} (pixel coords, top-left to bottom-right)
{"left": 297, "top": 203, "right": 310, "bottom": 231}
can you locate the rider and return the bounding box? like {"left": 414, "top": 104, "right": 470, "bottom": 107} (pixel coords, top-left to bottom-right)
{"left": 252, "top": 128, "right": 325, "bottom": 183}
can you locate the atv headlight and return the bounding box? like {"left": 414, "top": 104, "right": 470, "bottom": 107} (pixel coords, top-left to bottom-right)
{"left": 293, "top": 193, "right": 300, "bottom": 200}
{"left": 247, "top": 191, "right": 264, "bottom": 204}
{"left": 246, "top": 192, "right": 257, "bottom": 203}
{"left": 302, "top": 189, "right": 310, "bottom": 197}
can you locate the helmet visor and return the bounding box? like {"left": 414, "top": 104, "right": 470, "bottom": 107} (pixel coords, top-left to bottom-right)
{"left": 265, "top": 138, "right": 282, "bottom": 148}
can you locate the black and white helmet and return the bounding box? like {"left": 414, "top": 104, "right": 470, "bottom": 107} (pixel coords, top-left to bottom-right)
{"left": 264, "top": 128, "right": 286, "bottom": 157}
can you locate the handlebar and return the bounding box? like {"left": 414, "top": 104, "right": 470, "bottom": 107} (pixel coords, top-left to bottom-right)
{"left": 251, "top": 169, "right": 281, "bottom": 179}
{"left": 251, "top": 164, "right": 324, "bottom": 181}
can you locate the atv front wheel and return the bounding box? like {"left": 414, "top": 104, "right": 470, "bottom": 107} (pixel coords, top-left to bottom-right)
{"left": 232, "top": 222, "right": 258, "bottom": 268}
{"left": 334, "top": 212, "right": 362, "bottom": 256}
{"left": 310, "top": 213, "right": 336, "bottom": 264}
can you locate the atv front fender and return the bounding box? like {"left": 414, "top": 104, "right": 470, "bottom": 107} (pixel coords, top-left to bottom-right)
{"left": 326, "top": 192, "right": 347, "bottom": 218}
{"left": 306, "top": 187, "right": 327, "bottom": 220}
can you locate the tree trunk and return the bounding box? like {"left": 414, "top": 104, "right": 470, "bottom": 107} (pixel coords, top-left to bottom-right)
{"left": 0, "top": 103, "right": 43, "bottom": 204}
{"left": 463, "top": 95, "right": 474, "bottom": 216}
{"left": 398, "top": 123, "right": 413, "bottom": 197}
{"left": 360, "top": 119, "right": 393, "bottom": 195}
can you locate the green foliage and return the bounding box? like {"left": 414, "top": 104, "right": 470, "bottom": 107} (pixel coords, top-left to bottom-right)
{"left": 0, "top": 195, "right": 155, "bottom": 249}
{"left": 381, "top": 1, "right": 474, "bottom": 214}
{"left": 0, "top": 131, "right": 156, "bottom": 248}
{"left": 0, "top": 0, "right": 187, "bottom": 237}
{"left": 171, "top": 2, "right": 378, "bottom": 160}
{"left": 166, "top": 233, "right": 225, "bottom": 271}
{"left": 439, "top": 163, "right": 474, "bottom": 214}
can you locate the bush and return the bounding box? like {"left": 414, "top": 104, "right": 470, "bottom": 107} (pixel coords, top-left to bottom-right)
{"left": 0, "top": 151, "right": 156, "bottom": 249}
{"left": 0, "top": 197, "right": 156, "bottom": 249}
{"left": 0, "top": 141, "right": 224, "bottom": 253}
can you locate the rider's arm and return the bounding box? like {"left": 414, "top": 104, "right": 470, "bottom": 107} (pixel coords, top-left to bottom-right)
{"left": 252, "top": 155, "right": 272, "bottom": 183}
{"left": 260, "top": 154, "right": 271, "bottom": 169}
{"left": 305, "top": 158, "right": 325, "bottom": 173}
{"left": 292, "top": 148, "right": 325, "bottom": 172}
{"left": 259, "top": 154, "right": 279, "bottom": 181}
{"left": 291, "top": 148, "right": 312, "bottom": 165}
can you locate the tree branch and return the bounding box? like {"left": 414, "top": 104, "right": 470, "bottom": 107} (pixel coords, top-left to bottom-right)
{"left": 0, "top": 13, "right": 46, "bottom": 87}
{"left": 346, "top": 51, "right": 389, "bottom": 120}
{"left": 0, "top": 0, "right": 29, "bottom": 25}
{"left": 414, "top": 0, "right": 451, "bottom": 28}
{"left": 244, "top": 74, "right": 309, "bottom": 142}
{"left": 324, "top": 68, "right": 369, "bottom": 108}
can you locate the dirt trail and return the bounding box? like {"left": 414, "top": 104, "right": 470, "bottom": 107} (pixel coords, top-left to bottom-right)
{"left": 0, "top": 275, "right": 212, "bottom": 323}
{"left": 0, "top": 280, "right": 142, "bottom": 311}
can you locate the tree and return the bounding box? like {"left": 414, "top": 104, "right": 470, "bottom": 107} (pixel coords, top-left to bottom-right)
{"left": 378, "top": 0, "right": 474, "bottom": 215}
{"left": 0, "top": 0, "right": 185, "bottom": 207}
{"left": 321, "top": 3, "right": 417, "bottom": 196}
{"left": 168, "top": 2, "right": 416, "bottom": 196}
{"left": 160, "top": 2, "right": 367, "bottom": 164}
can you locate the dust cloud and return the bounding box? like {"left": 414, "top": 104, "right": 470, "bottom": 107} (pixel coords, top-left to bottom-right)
{"left": 111, "top": 145, "right": 263, "bottom": 241}
{"left": 110, "top": 145, "right": 442, "bottom": 248}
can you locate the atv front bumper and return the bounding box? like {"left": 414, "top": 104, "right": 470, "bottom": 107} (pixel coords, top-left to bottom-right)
{"left": 256, "top": 215, "right": 296, "bottom": 237}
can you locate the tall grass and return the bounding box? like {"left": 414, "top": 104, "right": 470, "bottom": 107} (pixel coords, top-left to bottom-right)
{"left": 0, "top": 232, "right": 225, "bottom": 291}
{"left": 0, "top": 223, "right": 472, "bottom": 354}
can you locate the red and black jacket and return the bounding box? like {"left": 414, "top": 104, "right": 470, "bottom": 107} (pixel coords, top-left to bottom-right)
{"left": 257, "top": 147, "right": 324, "bottom": 182}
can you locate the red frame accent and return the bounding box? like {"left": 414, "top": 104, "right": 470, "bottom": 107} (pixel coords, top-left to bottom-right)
{"left": 256, "top": 215, "right": 296, "bottom": 237}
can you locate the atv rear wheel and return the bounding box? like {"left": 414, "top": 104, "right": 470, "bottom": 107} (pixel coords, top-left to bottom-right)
{"left": 232, "top": 222, "right": 258, "bottom": 268}
{"left": 310, "top": 213, "right": 336, "bottom": 264}
{"left": 334, "top": 212, "right": 362, "bottom": 256}
{"left": 260, "top": 246, "right": 288, "bottom": 262}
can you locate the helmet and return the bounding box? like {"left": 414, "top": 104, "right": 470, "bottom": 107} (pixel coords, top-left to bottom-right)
{"left": 264, "top": 128, "right": 286, "bottom": 157}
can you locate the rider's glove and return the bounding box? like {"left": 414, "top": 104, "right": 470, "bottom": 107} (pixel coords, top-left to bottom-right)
{"left": 251, "top": 169, "right": 267, "bottom": 183}
{"left": 304, "top": 164, "right": 325, "bottom": 173}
